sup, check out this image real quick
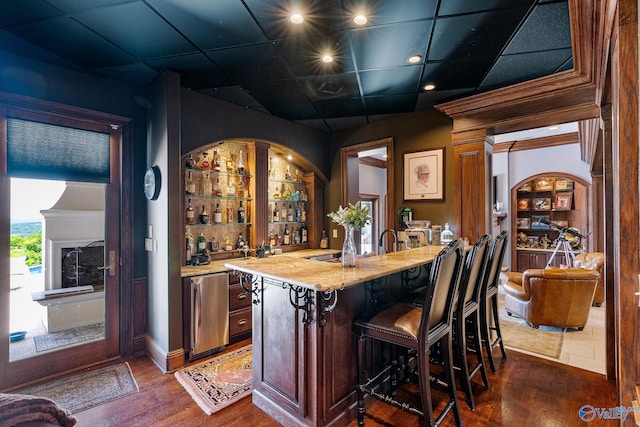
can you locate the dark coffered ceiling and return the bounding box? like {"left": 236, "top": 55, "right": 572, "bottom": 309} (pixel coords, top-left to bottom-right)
{"left": 0, "top": 0, "right": 572, "bottom": 132}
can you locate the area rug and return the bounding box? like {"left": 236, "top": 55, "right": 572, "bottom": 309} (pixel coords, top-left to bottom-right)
{"left": 17, "top": 362, "right": 138, "bottom": 413}
{"left": 34, "top": 323, "right": 105, "bottom": 352}
{"left": 175, "top": 345, "right": 252, "bottom": 415}
{"left": 498, "top": 295, "right": 564, "bottom": 359}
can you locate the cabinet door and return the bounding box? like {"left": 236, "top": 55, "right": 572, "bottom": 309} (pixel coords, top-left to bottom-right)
{"left": 517, "top": 251, "right": 532, "bottom": 271}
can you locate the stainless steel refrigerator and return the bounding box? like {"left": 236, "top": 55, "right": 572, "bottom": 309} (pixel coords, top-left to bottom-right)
{"left": 189, "top": 273, "right": 229, "bottom": 360}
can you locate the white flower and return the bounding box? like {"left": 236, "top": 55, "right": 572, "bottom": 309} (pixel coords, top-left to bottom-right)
{"left": 327, "top": 201, "right": 371, "bottom": 230}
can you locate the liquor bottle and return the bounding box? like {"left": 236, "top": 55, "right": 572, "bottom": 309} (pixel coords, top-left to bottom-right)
{"left": 226, "top": 153, "right": 235, "bottom": 173}
{"left": 236, "top": 233, "right": 245, "bottom": 250}
{"left": 202, "top": 171, "right": 212, "bottom": 195}
{"left": 213, "top": 176, "right": 222, "bottom": 197}
{"left": 209, "top": 236, "right": 219, "bottom": 252}
{"left": 268, "top": 156, "right": 275, "bottom": 178}
{"left": 301, "top": 223, "right": 308, "bottom": 243}
{"left": 186, "top": 170, "right": 196, "bottom": 195}
{"left": 186, "top": 153, "right": 196, "bottom": 169}
{"left": 186, "top": 199, "right": 195, "bottom": 225}
{"left": 293, "top": 227, "right": 300, "bottom": 244}
{"left": 237, "top": 150, "right": 245, "bottom": 175}
{"left": 295, "top": 204, "right": 301, "bottom": 222}
{"left": 287, "top": 204, "right": 294, "bottom": 222}
{"left": 237, "top": 201, "right": 245, "bottom": 223}
{"left": 196, "top": 232, "right": 206, "bottom": 253}
{"left": 199, "top": 205, "right": 209, "bottom": 224}
{"left": 237, "top": 177, "right": 245, "bottom": 198}
{"left": 226, "top": 177, "right": 236, "bottom": 197}
{"left": 213, "top": 203, "right": 222, "bottom": 224}
{"left": 283, "top": 224, "right": 291, "bottom": 245}
{"left": 269, "top": 231, "right": 276, "bottom": 247}
{"left": 285, "top": 164, "right": 292, "bottom": 180}
{"left": 320, "top": 230, "right": 329, "bottom": 249}
{"left": 272, "top": 203, "right": 279, "bottom": 222}
{"left": 226, "top": 203, "right": 233, "bottom": 223}
{"left": 280, "top": 203, "right": 287, "bottom": 222}
{"left": 213, "top": 148, "right": 222, "bottom": 172}
{"left": 294, "top": 169, "right": 301, "bottom": 182}
{"left": 300, "top": 203, "right": 307, "bottom": 222}
{"left": 185, "top": 237, "right": 192, "bottom": 264}
{"left": 272, "top": 185, "right": 280, "bottom": 200}
{"left": 197, "top": 151, "right": 211, "bottom": 170}
{"left": 274, "top": 230, "right": 282, "bottom": 246}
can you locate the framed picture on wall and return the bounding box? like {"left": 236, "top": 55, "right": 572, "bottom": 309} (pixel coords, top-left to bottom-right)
{"left": 531, "top": 215, "right": 551, "bottom": 229}
{"left": 555, "top": 192, "right": 573, "bottom": 210}
{"left": 403, "top": 147, "right": 445, "bottom": 201}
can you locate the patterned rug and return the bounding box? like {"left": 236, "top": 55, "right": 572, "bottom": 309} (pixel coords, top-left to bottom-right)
{"left": 175, "top": 345, "right": 252, "bottom": 415}
{"left": 34, "top": 323, "right": 105, "bottom": 352}
{"left": 498, "top": 295, "right": 564, "bottom": 359}
{"left": 17, "top": 363, "right": 138, "bottom": 413}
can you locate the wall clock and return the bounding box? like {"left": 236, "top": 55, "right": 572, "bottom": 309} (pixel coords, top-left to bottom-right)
{"left": 144, "top": 166, "right": 161, "bottom": 200}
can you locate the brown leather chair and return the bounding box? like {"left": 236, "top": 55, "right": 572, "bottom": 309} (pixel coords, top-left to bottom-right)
{"left": 503, "top": 268, "right": 599, "bottom": 330}
{"left": 573, "top": 252, "right": 605, "bottom": 306}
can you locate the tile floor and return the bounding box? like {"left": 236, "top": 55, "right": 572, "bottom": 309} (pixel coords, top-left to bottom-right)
{"left": 557, "top": 304, "right": 606, "bottom": 374}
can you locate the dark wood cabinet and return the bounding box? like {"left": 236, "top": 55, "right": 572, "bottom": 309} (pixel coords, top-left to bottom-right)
{"left": 511, "top": 174, "right": 589, "bottom": 272}
{"left": 228, "top": 272, "right": 252, "bottom": 343}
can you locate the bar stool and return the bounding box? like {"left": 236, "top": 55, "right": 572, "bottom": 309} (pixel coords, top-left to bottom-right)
{"left": 452, "top": 234, "right": 491, "bottom": 410}
{"left": 479, "top": 231, "right": 509, "bottom": 373}
{"left": 354, "top": 240, "right": 466, "bottom": 427}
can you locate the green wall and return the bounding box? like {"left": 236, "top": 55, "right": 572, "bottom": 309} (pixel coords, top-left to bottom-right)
{"left": 326, "top": 109, "right": 455, "bottom": 244}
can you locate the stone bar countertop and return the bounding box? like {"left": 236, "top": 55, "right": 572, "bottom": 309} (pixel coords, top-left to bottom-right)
{"left": 225, "top": 245, "right": 448, "bottom": 292}
{"left": 180, "top": 249, "right": 341, "bottom": 277}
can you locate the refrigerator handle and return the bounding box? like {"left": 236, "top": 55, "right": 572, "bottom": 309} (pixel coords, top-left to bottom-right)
{"left": 193, "top": 281, "right": 201, "bottom": 349}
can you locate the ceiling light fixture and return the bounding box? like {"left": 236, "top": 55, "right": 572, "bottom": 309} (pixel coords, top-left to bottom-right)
{"left": 423, "top": 83, "right": 436, "bottom": 91}
{"left": 289, "top": 13, "right": 304, "bottom": 24}
{"left": 408, "top": 55, "right": 422, "bottom": 64}
{"left": 322, "top": 54, "right": 333, "bottom": 63}
{"left": 287, "top": 154, "right": 293, "bottom": 161}
{"left": 548, "top": 125, "right": 559, "bottom": 130}
{"left": 353, "top": 14, "right": 367, "bottom": 25}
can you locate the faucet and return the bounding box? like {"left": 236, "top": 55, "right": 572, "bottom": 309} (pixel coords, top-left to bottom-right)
{"left": 379, "top": 229, "right": 398, "bottom": 253}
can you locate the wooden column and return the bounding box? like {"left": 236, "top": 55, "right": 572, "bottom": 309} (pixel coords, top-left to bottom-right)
{"left": 613, "top": 0, "right": 640, "bottom": 411}
{"left": 451, "top": 130, "right": 494, "bottom": 243}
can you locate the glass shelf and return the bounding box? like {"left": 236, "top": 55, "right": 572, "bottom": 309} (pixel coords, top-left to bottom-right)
{"left": 186, "top": 167, "right": 252, "bottom": 179}
{"left": 185, "top": 194, "right": 253, "bottom": 201}
{"left": 186, "top": 222, "right": 253, "bottom": 227}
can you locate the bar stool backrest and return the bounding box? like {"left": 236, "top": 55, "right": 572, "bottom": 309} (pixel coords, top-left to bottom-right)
{"left": 420, "top": 239, "right": 465, "bottom": 343}
{"left": 483, "top": 231, "right": 509, "bottom": 293}
{"left": 462, "top": 235, "right": 491, "bottom": 307}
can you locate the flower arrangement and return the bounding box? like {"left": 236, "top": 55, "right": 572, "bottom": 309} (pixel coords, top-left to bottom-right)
{"left": 327, "top": 201, "right": 372, "bottom": 230}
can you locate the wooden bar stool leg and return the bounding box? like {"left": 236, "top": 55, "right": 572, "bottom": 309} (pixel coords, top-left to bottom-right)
{"left": 356, "top": 333, "right": 366, "bottom": 427}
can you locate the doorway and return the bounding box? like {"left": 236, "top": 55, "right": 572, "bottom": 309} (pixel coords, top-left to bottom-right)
{"left": 1, "top": 105, "right": 125, "bottom": 389}
{"left": 341, "top": 137, "right": 394, "bottom": 255}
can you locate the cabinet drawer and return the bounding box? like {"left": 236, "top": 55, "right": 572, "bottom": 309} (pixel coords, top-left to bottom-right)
{"left": 229, "top": 283, "right": 251, "bottom": 310}
{"left": 229, "top": 272, "right": 241, "bottom": 285}
{"left": 230, "top": 307, "right": 252, "bottom": 337}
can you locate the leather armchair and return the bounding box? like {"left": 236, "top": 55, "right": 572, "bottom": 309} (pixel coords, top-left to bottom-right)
{"left": 573, "top": 252, "right": 605, "bottom": 306}
{"left": 503, "top": 268, "right": 599, "bottom": 330}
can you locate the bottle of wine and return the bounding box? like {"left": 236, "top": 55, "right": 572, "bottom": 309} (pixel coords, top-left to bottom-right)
{"left": 186, "top": 199, "right": 195, "bottom": 225}
{"left": 213, "top": 176, "right": 222, "bottom": 197}
{"left": 213, "top": 148, "right": 222, "bottom": 172}
{"left": 185, "top": 236, "right": 192, "bottom": 264}
{"left": 238, "top": 201, "right": 245, "bottom": 223}
{"left": 272, "top": 203, "right": 279, "bottom": 222}
{"left": 186, "top": 170, "right": 196, "bottom": 194}
{"left": 199, "top": 205, "right": 209, "bottom": 224}
{"left": 320, "top": 230, "right": 329, "bottom": 249}
{"left": 237, "top": 150, "right": 245, "bottom": 175}
{"left": 196, "top": 232, "right": 206, "bottom": 253}
{"left": 202, "top": 171, "right": 212, "bottom": 195}
{"left": 301, "top": 223, "right": 308, "bottom": 243}
{"left": 213, "top": 203, "right": 222, "bottom": 224}
{"left": 283, "top": 224, "right": 290, "bottom": 245}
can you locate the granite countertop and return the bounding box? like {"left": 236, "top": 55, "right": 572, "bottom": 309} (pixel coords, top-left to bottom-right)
{"left": 180, "top": 249, "right": 341, "bottom": 277}
{"left": 224, "top": 245, "right": 447, "bottom": 292}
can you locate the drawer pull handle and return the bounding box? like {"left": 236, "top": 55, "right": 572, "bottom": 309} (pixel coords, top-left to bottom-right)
{"left": 237, "top": 293, "right": 247, "bottom": 300}
{"left": 237, "top": 319, "right": 247, "bottom": 326}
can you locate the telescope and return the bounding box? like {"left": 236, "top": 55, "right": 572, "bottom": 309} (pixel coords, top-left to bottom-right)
{"left": 540, "top": 218, "right": 591, "bottom": 239}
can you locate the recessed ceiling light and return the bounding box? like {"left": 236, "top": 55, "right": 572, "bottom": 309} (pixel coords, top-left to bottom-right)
{"left": 289, "top": 13, "right": 304, "bottom": 24}
{"left": 424, "top": 83, "right": 436, "bottom": 91}
{"left": 322, "top": 54, "right": 333, "bottom": 63}
{"left": 548, "top": 125, "right": 559, "bottom": 130}
{"left": 353, "top": 14, "right": 367, "bottom": 25}
{"left": 408, "top": 55, "right": 422, "bottom": 64}
{"left": 287, "top": 154, "right": 293, "bottom": 161}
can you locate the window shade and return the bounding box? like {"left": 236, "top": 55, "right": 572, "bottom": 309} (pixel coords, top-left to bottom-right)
{"left": 7, "top": 117, "right": 110, "bottom": 183}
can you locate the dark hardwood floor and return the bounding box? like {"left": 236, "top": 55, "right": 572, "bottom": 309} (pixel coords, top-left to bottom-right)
{"left": 73, "top": 339, "right": 616, "bottom": 427}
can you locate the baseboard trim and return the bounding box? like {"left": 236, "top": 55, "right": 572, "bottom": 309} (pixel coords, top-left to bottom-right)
{"left": 144, "top": 334, "right": 185, "bottom": 373}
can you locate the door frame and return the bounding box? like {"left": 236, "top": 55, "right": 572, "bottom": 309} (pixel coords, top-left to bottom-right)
{"left": 0, "top": 91, "right": 132, "bottom": 389}
{"left": 341, "top": 137, "right": 394, "bottom": 250}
